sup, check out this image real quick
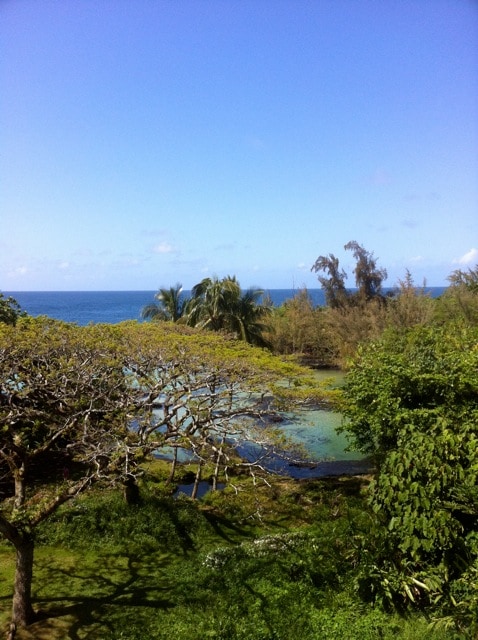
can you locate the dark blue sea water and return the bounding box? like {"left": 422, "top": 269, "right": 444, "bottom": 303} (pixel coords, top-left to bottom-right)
{"left": 4, "top": 288, "right": 446, "bottom": 326}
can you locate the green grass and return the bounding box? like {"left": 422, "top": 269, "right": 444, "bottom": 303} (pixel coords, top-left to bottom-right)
{"left": 0, "top": 474, "right": 460, "bottom": 639}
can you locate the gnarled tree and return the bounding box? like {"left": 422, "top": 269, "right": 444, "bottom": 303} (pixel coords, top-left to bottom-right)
{"left": 0, "top": 318, "right": 143, "bottom": 629}
{"left": 118, "top": 321, "right": 327, "bottom": 490}
{"left": 0, "top": 317, "right": 328, "bottom": 630}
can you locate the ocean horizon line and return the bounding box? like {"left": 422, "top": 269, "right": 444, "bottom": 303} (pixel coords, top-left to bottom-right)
{"left": 4, "top": 285, "right": 447, "bottom": 294}
{"left": 4, "top": 287, "right": 324, "bottom": 294}
{"left": 3, "top": 287, "right": 448, "bottom": 326}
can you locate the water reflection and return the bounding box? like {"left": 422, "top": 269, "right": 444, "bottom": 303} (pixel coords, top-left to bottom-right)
{"left": 174, "top": 481, "right": 225, "bottom": 499}
{"left": 155, "top": 369, "right": 372, "bottom": 480}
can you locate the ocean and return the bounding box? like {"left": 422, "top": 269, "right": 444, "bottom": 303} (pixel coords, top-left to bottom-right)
{"left": 4, "top": 289, "right": 324, "bottom": 325}
{"left": 4, "top": 287, "right": 446, "bottom": 326}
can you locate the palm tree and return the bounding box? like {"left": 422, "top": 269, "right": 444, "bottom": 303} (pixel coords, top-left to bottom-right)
{"left": 141, "top": 283, "right": 188, "bottom": 322}
{"left": 228, "top": 287, "right": 272, "bottom": 347}
{"left": 186, "top": 276, "right": 272, "bottom": 346}
{"left": 187, "top": 275, "right": 241, "bottom": 331}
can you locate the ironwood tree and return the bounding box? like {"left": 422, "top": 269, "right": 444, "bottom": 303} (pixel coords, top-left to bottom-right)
{"left": 311, "top": 241, "right": 387, "bottom": 307}
{"left": 265, "top": 289, "right": 336, "bottom": 367}
{"left": 310, "top": 253, "right": 348, "bottom": 308}
{"left": 436, "top": 263, "right": 478, "bottom": 326}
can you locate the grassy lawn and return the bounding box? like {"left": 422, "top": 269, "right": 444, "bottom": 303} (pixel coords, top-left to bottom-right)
{"left": 0, "top": 472, "right": 457, "bottom": 639}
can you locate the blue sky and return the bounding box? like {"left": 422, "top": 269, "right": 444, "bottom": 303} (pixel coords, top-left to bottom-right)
{"left": 2, "top": 0, "right": 477, "bottom": 291}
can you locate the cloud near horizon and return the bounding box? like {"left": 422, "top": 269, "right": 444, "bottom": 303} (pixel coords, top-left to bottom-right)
{"left": 7, "top": 266, "right": 28, "bottom": 278}
{"left": 454, "top": 248, "right": 478, "bottom": 266}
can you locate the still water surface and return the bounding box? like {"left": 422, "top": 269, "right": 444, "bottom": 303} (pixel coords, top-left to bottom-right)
{"left": 159, "top": 370, "right": 370, "bottom": 482}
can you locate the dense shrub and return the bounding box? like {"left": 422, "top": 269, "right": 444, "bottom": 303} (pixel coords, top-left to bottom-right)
{"left": 342, "top": 322, "right": 478, "bottom": 635}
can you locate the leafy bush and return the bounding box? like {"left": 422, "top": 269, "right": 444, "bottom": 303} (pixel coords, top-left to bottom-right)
{"left": 342, "top": 322, "right": 478, "bottom": 633}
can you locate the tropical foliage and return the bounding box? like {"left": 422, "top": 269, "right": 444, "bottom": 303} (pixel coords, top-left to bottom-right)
{"left": 0, "top": 475, "right": 448, "bottom": 640}
{"left": 140, "top": 282, "right": 187, "bottom": 322}
{"left": 142, "top": 276, "right": 272, "bottom": 347}
{"left": 341, "top": 322, "right": 478, "bottom": 634}
{"left": 3, "top": 245, "right": 478, "bottom": 637}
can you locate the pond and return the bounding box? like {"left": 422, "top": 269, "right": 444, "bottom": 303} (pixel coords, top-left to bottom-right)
{"left": 155, "top": 369, "right": 372, "bottom": 480}
{"left": 257, "top": 405, "right": 371, "bottom": 479}
{"left": 267, "top": 368, "right": 371, "bottom": 478}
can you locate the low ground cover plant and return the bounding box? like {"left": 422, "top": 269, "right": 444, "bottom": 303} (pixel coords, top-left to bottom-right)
{"left": 0, "top": 474, "right": 456, "bottom": 639}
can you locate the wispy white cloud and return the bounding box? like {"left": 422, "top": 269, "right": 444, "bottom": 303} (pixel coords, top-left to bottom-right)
{"left": 7, "top": 266, "right": 28, "bottom": 277}
{"left": 409, "top": 255, "right": 424, "bottom": 263}
{"left": 153, "top": 242, "right": 174, "bottom": 254}
{"left": 453, "top": 248, "right": 478, "bottom": 265}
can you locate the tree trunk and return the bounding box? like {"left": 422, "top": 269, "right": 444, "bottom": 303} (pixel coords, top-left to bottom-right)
{"left": 12, "top": 537, "right": 35, "bottom": 628}
{"left": 191, "top": 461, "right": 202, "bottom": 500}
{"left": 212, "top": 438, "right": 225, "bottom": 491}
{"left": 167, "top": 446, "right": 178, "bottom": 483}
{"left": 123, "top": 475, "right": 140, "bottom": 505}
{"left": 14, "top": 465, "right": 26, "bottom": 510}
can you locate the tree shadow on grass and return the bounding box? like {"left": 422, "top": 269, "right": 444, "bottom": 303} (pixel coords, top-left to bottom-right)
{"left": 201, "top": 508, "right": 257, "bottom": 544}
{"left": 26, "top": 552, "right": 176, "bottom": 640}
{"left": 157, "top": 497, "right": 196, "bottom": 554}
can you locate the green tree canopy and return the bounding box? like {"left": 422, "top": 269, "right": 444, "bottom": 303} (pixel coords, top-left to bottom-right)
{"left": 0, "top": 316, "right": 327, "bottom": 629}
{"left": 0, "top": 318, "right": 145, "bottom": 627}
